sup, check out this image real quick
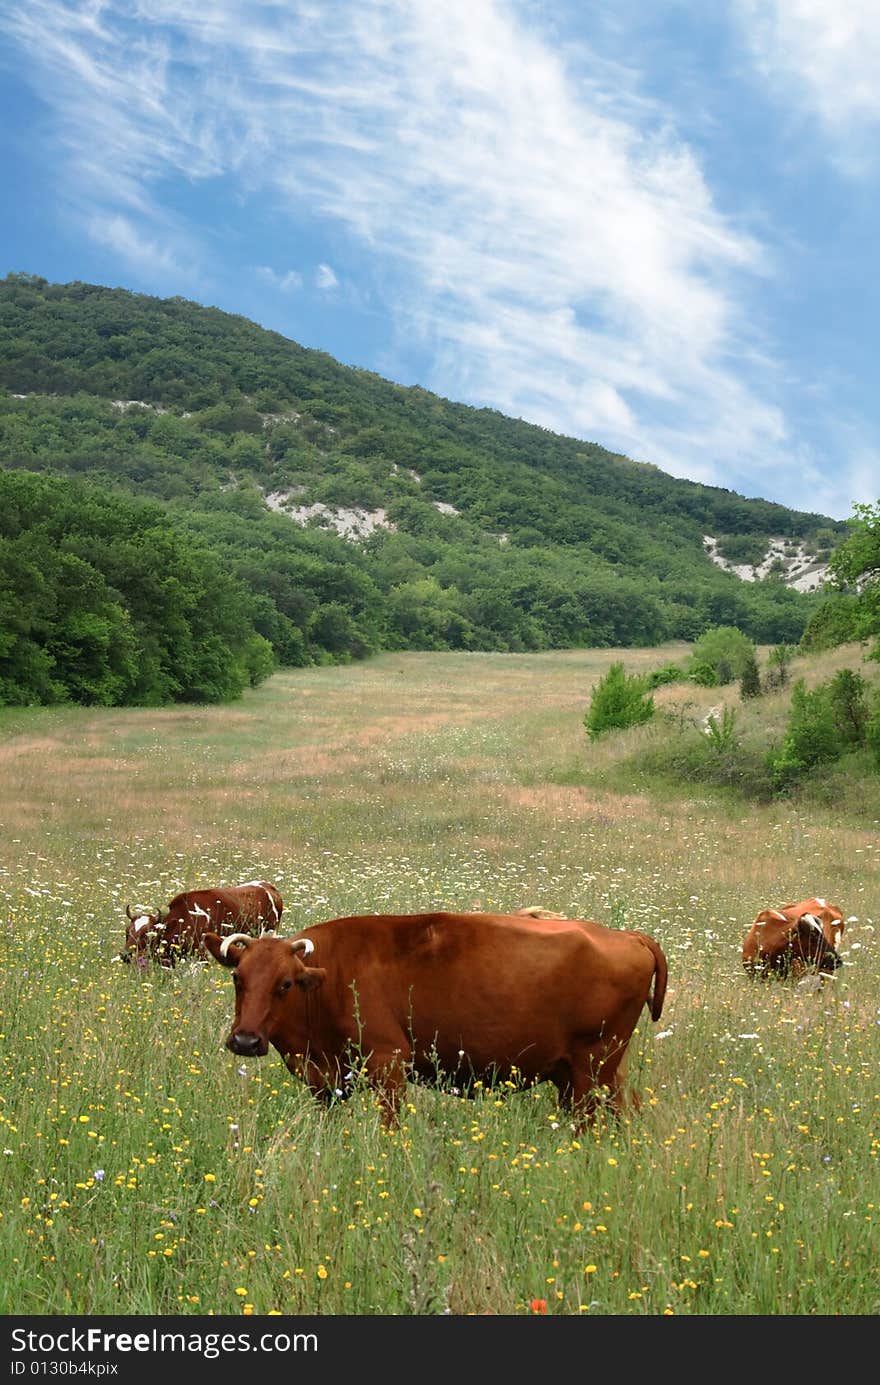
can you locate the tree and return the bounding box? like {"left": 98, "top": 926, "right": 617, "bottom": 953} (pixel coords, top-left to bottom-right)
{"left": 798, "top": 595, "right": 862, "bottom": 653}
{"left": 768, "top": 679, "right": 841, "bottom": 788}
{"left": 826, "top": 501, "right": 880, "bottom": 658}
{"left": 739, "top": 653, "right": 762, "bottom": 699}
{"left": 764, "top": 643, "right": 796, "bottom": 689}
{"left": 866, "top": 691, "right": 880, "bottom": 769}
{"left": 827, "top": 668, "right": 868, "bottom": 748}
{"left": 584, "top": 662, "right": 654, "bottom": 741}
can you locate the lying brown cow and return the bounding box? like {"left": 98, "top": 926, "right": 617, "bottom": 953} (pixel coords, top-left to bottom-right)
{"left": 123, "top": 880, "right": 283, "bottom": 968}
{"left": 742, "top": 896, "right": 845, "bottom": 978}
{"left": 204, "top": 910, "right": 668, "bottom": 1127}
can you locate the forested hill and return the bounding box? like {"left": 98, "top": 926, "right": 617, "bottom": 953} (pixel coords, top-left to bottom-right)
{"left": 0, "top": 272, "right": 848, "bottom": 706}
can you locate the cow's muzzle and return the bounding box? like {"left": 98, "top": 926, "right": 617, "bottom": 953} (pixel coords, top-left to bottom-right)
{"left": 227, "top": 1031, "right": 267, "bottom": 1058}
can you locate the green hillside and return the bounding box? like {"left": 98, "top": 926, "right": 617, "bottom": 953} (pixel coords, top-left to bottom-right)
{"left": 0, "top": 272, "right": 848, "bottom": 706}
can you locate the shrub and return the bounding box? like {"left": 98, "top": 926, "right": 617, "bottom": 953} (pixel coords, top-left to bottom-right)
{"left": 739, "top": 653, "right": 762, "bottom": 699}
{"left": 635, "top": 724, "right": 777, "bottom": 802}
{"left": 704, "top": 706, "right": 738, "bottom": 752}
{"left": 828, "top": 668, "right": 868, "bottom": 748}
{"left": 767, "top": 672, "right": 870, "bottom": 788}
{"left": 688, "top": 625, "right": 757, "bottom": 684}
{"left": 584, "top": 662, "right": 654, "bottom": 741}
{"left": 764, "top": 642, "right": 796, "bottom": 689}
{"left": 714, "top": 533, "right": 768, "bottom": 566}
{"left": 644, "top": 661, "right": 687, "bottom": 689}
{"left": 688, "top": 661, "right": 718, "bottom": 687}
{"left": 867, "top": 693, "right": 880, "bottom": 769}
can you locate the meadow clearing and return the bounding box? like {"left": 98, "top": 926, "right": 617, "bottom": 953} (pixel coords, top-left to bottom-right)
{"left": 0, "top": 643, "right": 878, "bottom": 1317}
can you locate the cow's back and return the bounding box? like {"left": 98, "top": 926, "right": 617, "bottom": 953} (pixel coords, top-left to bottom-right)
{"left": 315, "top": 912, "right": 662, "bottom": 1077}
{"left": 177, "top": 883, "right": 281, "bottom": 929}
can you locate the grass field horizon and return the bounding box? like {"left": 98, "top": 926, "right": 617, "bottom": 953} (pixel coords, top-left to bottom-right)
{"left": 1, "top": 643, "right": 878, "bottom": 1315}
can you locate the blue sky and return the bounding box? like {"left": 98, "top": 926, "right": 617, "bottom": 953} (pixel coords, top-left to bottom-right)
{"left": 1, "top": 1, "right": 878, "bottom": 521}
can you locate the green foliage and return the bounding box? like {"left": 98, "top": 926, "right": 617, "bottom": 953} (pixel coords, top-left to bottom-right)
{"left": 704, "top": 705, "right": 739, "bottom": 752}
{"left": 828, "top": 668, "right": 869, "bottom": 748}
{"left": 714, "top": 533, "right": 769, "bottom": 566}
{"left": 628, "top": 717, "right": 779, "bottom": 802}
{"left": 798, "top": 595, "right": 863, "bottom": 653}
{"left": 764, "top": 642, "right": 796, "bottom": 689}
{"left": 739, "top": 653, "right": 762, "bottom": 699}
{"left": 867, "top": 693, "right": 880, "bottom": 769}
{"left": 688, "top": 625, "right": 757, "bottom": 684}
{"left": 584, "top": 662, "right": 654, "bottom": 740}
{"left": 645, "top": 660, "right": 687, "bottom": 689}
{"left": 768, "top": 683, "right": 840, "bottom": 788}
{"left": 0, "top": 470, "right": 276, "bottom": 706}
{"left": 768, "top": 670, "right": 871, "bottom": 789}
{"left": 0, "top": 275, "right": 851, "bottom": 704}
{"left": 825, "top": 501, "right": 880, "bottom": 659}
{"left": 687, "top": 661, "right": 718, "bottom": 687}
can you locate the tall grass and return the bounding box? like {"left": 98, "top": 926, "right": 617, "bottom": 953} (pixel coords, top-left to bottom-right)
{"left": 0, "top": 645, "right": 878, "bottom": 1315}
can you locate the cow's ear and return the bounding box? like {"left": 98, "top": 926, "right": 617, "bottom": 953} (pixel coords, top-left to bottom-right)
{"left": 203, "top": 932, "right": 235, "bottom": 967}
{"left": 295, "top": 965, "right": 326, "bottom": 993}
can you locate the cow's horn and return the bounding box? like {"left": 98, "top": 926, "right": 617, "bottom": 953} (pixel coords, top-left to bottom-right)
{"left": 220, "top": 933, "right": 253, "bottom": 958}
{"left": 125, "top": 904, "right": 137, "bottom": 920}
{"left": 290, "top": 937, "right": 315, "bottom": 958}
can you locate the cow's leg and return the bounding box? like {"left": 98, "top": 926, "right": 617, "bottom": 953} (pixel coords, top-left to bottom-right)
{"left": 570, "top": 1040, "right": 629, "bottom": 1130}
{"left": 550, "top": 1059, "right": 575, "bottom": 1116}
{"left": 365, "top": 1047, "right": 410, "bottom": 1128}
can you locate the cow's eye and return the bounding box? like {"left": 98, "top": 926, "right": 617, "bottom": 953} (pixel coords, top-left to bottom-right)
{"left": 279, "top": 978, "right": 293, "bottom": 994}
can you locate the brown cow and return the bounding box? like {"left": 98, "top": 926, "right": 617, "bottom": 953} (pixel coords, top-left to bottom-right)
{"left": 203, "top": 910, "right": 668, "bottom": 1127}
{"left": 122, "top": 880, "right": 283, "bottom": 968}
{"left": 742, "top": 896, "right": 845, "bottom": 978}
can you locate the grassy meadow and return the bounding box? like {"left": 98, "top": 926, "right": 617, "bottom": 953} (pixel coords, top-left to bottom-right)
{"left": 0, "top": 642, "right": 878, "bottom": 1316}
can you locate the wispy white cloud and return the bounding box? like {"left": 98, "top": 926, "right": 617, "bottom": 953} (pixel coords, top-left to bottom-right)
{"left": 315, "top": 263, "right": 338, "bottom": 291}
{"left": 255, "top": 266, "right": 303, "bottom": 293}
{"left": 88, "top": 213, "right": 189, "bottom": 278}
{"left": 733, "top": 0, "right": 880, "bottom": 174}
{"left": 0, "top": 0, "right": 869, "bottom": 515}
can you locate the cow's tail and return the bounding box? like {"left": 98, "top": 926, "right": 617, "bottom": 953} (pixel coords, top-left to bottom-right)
{"left": 638, "top": 934, "right": 668, "bottom": 1021}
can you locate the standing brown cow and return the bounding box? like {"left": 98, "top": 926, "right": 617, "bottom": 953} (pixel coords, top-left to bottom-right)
{"left": 742, "top": 896, "right": 845, "bottom": 978}
{"left": 123, "top": 880, "right": 283, "bottom": 968}
{"left": 204, "top": 910, "right": 668, "bottom": 1127}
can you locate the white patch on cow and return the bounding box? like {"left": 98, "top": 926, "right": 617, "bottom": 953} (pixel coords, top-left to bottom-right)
{"left": 815, "top": 898, "right": 826, "bottom": 907}
{"left": 133, "top": 917, "right": 151, "bottom": 933}
{"left": 189, "top": 903, "right": 211, "bottom": 920}
{"left": 802, "top": 914, "right": 824, "bottom": 937}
